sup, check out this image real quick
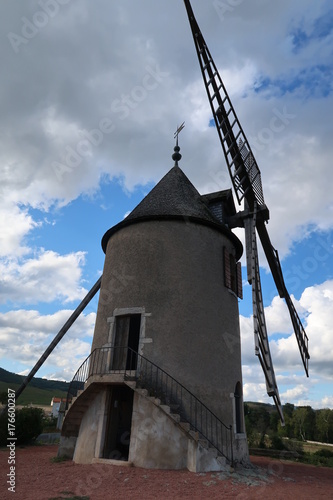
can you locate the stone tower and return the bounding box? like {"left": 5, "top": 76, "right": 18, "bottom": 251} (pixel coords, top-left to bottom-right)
{"left": 59, "top": 152, "right": 249, "bottom": 470}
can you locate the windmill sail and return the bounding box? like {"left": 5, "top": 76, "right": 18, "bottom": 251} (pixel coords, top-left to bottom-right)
{"left": 256, "top": 221, "right": 310, "bottom": 376}
{"left": 183, "top": 0, "right": 264, "bottom": 210}
{"left": 183, "top": 0, "right": 310, "bottom": 416}
{"left": 247, "top": 206, "right": 284, "bottom": 423}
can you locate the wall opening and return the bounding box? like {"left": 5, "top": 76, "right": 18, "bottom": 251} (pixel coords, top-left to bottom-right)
{"left": 112, "top": 314, "right": 141, "bottom": 370}
{"left": 234, "top": 381, "right": 243, "bottom": 434}
{"left": 103, "top": 385, "right": 134, "bottom": 461}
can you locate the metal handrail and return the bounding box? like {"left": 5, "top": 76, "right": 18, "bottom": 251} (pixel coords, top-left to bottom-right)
{"left": 65, "top": 346, "right": 233, "bottom": 464}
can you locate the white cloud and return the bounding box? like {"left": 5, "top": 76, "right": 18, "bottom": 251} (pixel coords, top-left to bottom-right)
{"left": 0, "top": 250, "right": 86, "bottom": 304}
{"left": 243, "top": 381, "right": 271, "bottom": 404}
{"left": 322, "top": 396, "right": 333, "bottom": 408}
{"left": 240, "top": 280, "right": 333, "bottom": 407}
{"left": 0, "top": 0, "right": 332, "bottom": 261}
{"left": 0, "top": 0, "right": 332, "bottom": 406}
{"left": 0, "top": 203, "right": 39, "bottom": 257}
{"left": 0, "top": 308, "right": 95, "bottom": 380}
{"left": 0, "top": 250, "right": 87, "bottom": 304}
{"left": 281, "top": 384, "right": 310, "bottom": 402}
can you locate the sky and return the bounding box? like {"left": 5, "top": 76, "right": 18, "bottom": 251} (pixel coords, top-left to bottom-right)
{"left": 0, "top": 0, "right": 332, "bottom": 412}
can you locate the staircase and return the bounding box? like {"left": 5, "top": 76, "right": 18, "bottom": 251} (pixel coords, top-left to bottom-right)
{"left": 124, "top": 382, "right": 228, "bottom": 469}
{"left": 62, "top": 346, "right": 234, "bottom": 465}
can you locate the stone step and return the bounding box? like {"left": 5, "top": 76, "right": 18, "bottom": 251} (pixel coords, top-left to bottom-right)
{"left": 189, "top": 430, "right": 199, "bottom": 440}
{"left": 124, "top": 380, "right": 137, "bottom": 389}
{"left": 198, "top": 438, "right": 209, "bottom": 449}
{"left": 65, "top": 418, "right": 82, "bottom": 425}
{"left": 147, "top": 396, "right": 161, "bottom": 405}
{"left": 68, "top": 404, "right": 89, "bottom": 414}
{"left": 159, "top": 404, "right": 171, "bottom": 414}
{"left": 216, "top": 455, "right": 227, "bottom": 467}
{"left": 63, "top": 425, "right": 79, "bottom": 434}
{"left": 179, "top": 422, "right": 191, "bottom": 432}
{"left": 169, "top": 413, "right": 181, "bottom": 423}
{"left": 135, "top": 388, "right": 149, "bottom": 397}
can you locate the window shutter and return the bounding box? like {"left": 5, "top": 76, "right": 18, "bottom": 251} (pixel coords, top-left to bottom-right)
{"left": 236, "top": 261, "right": 243, "bottom": 299}
{"left": 224, "top": 247, "right": 232, "bottom": 289}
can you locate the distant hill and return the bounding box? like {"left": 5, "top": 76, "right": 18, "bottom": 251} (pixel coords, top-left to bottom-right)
{"left": 245, "top": 401, "right": 276, "bottom": 412}
{"left": 0, "top": 367, "right": 69, "bottom": 406}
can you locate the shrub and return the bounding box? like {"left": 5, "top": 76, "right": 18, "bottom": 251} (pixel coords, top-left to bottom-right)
{"left": 313, "top": 448, "right": 333, "bottom": 458}
{"left": 43, "top": 415, "right": 58, "bottom": 432}
{"left": 269, "top": 433, "right": 285, "bottom": 450}
{"left": 0, "top": 407, "right": 44, "bottom": 446}
{"left": 284, "top": 438, "right": 304, "bottom": 455}
{"left": 16, "top": 407, "right": 44, "bottom": 444}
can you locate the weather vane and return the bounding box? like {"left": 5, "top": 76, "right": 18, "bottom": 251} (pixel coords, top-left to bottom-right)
{"left": 172, "top": 122, "right": 185, "bottom": 166}
{"left": 174, "top": 122, "right": 185, "bottom": 142}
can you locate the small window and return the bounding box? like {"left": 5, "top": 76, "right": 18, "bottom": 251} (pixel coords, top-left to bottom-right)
{"left": 209, "top": 201, "right": 223, "bottom": 223}
{"left": 224, "top": 247, "right": 242, "bottom": 299}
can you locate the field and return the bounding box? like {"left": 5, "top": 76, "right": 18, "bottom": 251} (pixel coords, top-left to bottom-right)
{"left": 0, "top": 367, "right": 69, "bottom": 406}
{"left": 0, "top": 380, "right": 68, "bottom": 406}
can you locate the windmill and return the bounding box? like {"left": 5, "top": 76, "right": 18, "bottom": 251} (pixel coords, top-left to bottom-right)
{"left": 183, "top": 0, "right": 309, "bottom": 423}
{"left": 8, "top": 1, "right": 310, "bottom": 470}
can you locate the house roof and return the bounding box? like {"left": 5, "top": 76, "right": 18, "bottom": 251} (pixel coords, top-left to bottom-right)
{"left": 101, "top": 165, "right": 242, "bottom": 259}
{"left": 51, "top": 397, "right": 67, "bottom": 404}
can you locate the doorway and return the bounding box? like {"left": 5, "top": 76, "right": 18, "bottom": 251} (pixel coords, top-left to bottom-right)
{"left": 234, "top": 382, "right": 243, "bottom": 433}
{"left": 112, "top": 314, "right": 141, "bottom": 370}
{"left": 103, "top": 385, "right": 134, "bottom": 460}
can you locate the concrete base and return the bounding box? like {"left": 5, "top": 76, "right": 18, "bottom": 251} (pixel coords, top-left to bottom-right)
{"left": 60, "top": 383, "right": 245, "bottom": 472}
{"left": 187, "top": 439, "right": 227, "bottom": 473}
{"left": 57, "top": 436, "right": 77, "bottom": 459}
{"left": 233, "top": 433, "right": 250, "bottom": 464}
{"left": 128, "top": 392, "right": 230, "bottom": 472}
{"left": 73, "top": 391, "right": 105, "bottom": 464}
{"left": 128, "top": 392, "right": 188, "bottom": 469}
{"left": 92, "top": 458, "right": 133, "bottom": 467}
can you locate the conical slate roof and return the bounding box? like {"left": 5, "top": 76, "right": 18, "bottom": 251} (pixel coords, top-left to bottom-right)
{"left": 125, "top": 165, "right": 218, "bottom": 223}
{"left": 101, "top": 165, "right": 242, "bottom": 256}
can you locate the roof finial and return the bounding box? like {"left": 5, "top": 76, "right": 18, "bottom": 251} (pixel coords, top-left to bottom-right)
{"left": 172, "top": 122, "right": 185, "bottom": 166}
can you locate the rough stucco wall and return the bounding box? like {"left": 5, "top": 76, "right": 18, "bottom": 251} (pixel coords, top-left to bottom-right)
{"left": 92, "top": 219, "right": 244, "bottom": 428}
{"left": 129, "top": 393, "right": 188, "bottom": 469}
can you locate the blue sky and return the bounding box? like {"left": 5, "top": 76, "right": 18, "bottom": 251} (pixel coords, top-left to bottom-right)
{"left": 0, "top": 0, "right": 332, "bottom": 411}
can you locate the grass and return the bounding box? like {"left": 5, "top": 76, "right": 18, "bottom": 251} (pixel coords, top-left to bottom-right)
{"left": 251, "top": 439, "right": 333, "bottom": 467}
{"left": 48, "top": 493, "right": 90, "bottom": 500}
{"left": 302, "top": 441, "right": 333, "bottom": 454}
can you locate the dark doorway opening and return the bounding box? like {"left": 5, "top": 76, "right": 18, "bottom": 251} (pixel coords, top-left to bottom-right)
{"left": 103, "top": 385, "right": 134, "bottom": 460}
{"left": 235, "top": 382, "right": 242, "bottom": 433}
{"left": 112, "top": 314, "right": 141, "bottom": 370}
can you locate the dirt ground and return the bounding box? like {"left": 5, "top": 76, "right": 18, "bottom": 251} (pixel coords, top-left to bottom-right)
{"left": 1, "top": 444, "right": 333, "bottom": 500}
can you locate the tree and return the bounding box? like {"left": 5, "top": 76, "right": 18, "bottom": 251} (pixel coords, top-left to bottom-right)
{"left": 244, "top": 405, "right": 270, "bottom": 448}
{"left": 0, "top": 391, "right": 8, "bottom": 405}
{"left": 278, "top": 403, "right": 295, "bottom": 438}
{"left": 315, "top": 409, "right": 333, "bottom": 444}
{"left": 292, "top": 406, "right": 316, "bottom": 441}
